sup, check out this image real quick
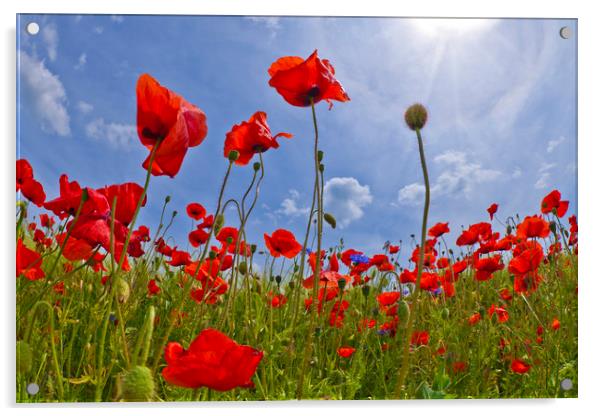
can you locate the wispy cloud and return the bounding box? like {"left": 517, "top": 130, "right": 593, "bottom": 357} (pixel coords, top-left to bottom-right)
{"left": 18, "top": 50, "right": 70, "bottom": 136}
{"left": 110, "top": 15, "right": 124, "bottom": 23}
{"left": 85, "top": 118, "right": 136, "bottom": 149}
{"left": 245, "top": 16, "right": 281, "bottom": 39}
{"left": 534, "top": 162, "right": 556, "bottom": 189}
{"left": 276, "top": 189, "right": 310, "bottom": 217}
{"left": 76, "top": 100, "right": 93, "bottom": 114}
{"left": 41, "top": 22, "right": 58, "bottom": 61}
{"left": 324, "top": 177, "right": 373, "bottom": 228}
{"left": 94, "top": 26, "right": 104, "bottom": 35}
{"left": 547, "top": 136, "right": 566, "bottom": 153}
{"left": 398, "top": 150, "right": 502, "bottom": 205}
{"left": 74, "top": 53, "right": 87, "bottom": 70}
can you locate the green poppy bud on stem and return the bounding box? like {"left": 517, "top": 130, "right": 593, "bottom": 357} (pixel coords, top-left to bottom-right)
{"left": 404, "top": 103, "right": 428, "bottom": 131}
{"left": 120, "top": 365, "right": 155, "bottom": 402}
{"left": 238, "top": 262, "right": 247, "bottom": 275}
{"left": 228, "top": 150, "right": 240, "bottom": 162}
{"left": 253, "top": 162, "right": 261, "bottom": 172}
{"left": 165, "top": 195, "right": 171, "bottom": 204}
{"left": 116, "top": 278, "right": 130, "bottom": 304}
{"left": 324, "top": 213, "right": 336, "bottom": 229}
{"left": 398, "top": 300, "right": 410, "bottom": 326}
{"left": 275, "top": 275, "right": 282, "bottom": 285}
{"left": 209, "top": 250, "right": 217, "bottom": 260}
{"left": 214, "top": 214, "right": 224, "bottom": 233}
{"left": 317, "top": 150, "right": 324, "bottom": 162}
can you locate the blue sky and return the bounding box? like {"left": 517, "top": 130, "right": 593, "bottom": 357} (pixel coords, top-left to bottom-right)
{"left": 17, "top": 15, "right": 577, "bottom": 265}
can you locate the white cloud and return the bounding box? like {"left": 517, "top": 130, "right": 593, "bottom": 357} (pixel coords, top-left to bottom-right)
{"left": 535, "top": 162, "right": 556, "bottom": 189}
{"left": 94, "top": 26, "right": 104, "bottom": 34}
{"left": 85, "top": 118, "right": 137, "bottom": 149}
{"left": 76, "top": 100, "right": 93, "bottom": 114}
{"left": 110, "top": 15, "right": 124, "bottom": 23}
{"left": 18, "top": 50, "right": 70, "bottom": 136}
{"left": 398, "top": 150, "right": 502, "bottom": 205}
{"left": 74, "top": 53, "right": 87, "bottom": 70}
{"left": 547, "top": 136, "right": 566, "bottom": 153}
{"left": 276, "top": 189, "right": 310, "bottom": 217}
{"left": 41, "top": 23, "right": 58, "bottom": 61}
{"left": 511, "top": 167, "right": 522, "bottom": 179}
{"left": 323, "top": 177, "right": 373, "bottom": 228}
{"left": 245, "top": 16, "right": 281, "bottom": 38}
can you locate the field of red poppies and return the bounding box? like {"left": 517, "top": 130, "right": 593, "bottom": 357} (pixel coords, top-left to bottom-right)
{"left": 16, "top": 50, "right": 577, "bottom": 402}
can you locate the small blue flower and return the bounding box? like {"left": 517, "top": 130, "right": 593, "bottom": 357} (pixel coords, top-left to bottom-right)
{"left": 377, "top": 329, "right": 390, "bottom": 336}
{"left": 306, "top": 248, "right": 312, "bottom": 255}
{"left": 431, "top": 287, "right": 443, "bottom": 296}
{"left": 350, "top": 254, "right": 370, "bottom": 264}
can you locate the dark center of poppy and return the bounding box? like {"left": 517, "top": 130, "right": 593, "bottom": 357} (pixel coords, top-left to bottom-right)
{"left": 307, "top": 85, "right": 321, "bottom": 99}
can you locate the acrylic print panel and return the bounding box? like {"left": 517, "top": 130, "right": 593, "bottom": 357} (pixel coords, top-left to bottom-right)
{"left": 16, "top": 14, "right": 577, "bottom": 402}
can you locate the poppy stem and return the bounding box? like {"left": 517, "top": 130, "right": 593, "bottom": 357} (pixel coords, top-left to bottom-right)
{"left": 394, "top": 127, "right": 430, "bottom": 399}
{"left": 296, "top": 98, "right": 323, "bottom": 400}
{"left": 151, "top": 161, "right": 234, "bottom": 372}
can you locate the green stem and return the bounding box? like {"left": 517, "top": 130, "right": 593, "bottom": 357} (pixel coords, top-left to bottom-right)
{"left": 394, "top": 127, "right": 430, "bottom": 399}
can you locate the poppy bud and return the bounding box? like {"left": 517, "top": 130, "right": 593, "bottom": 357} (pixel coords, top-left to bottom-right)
{"left": 228, "top": 150, "right": 240, "bottom": 162}
{"left": 404, "top": 103, "right": 428, "bottom": 130}
{"left": 238, "top": 262, "right": 247, "bottom": 275}
{"left": 171, "top": 210, "right": 177, "bottom": 218}
{"left": 275, "top": 275, "right": 282, "bottom": 285}
{"left": 120, "top": 365, "right": 156, "bottom": 402}
{"left": 293, "top": 264, "right": 299, "bottom": 272}
{"left": 209, "top": 250, "right": 217, "bottom": 260}
{"left": 165, "top": 195, "right": 171, "bottom": 204}
{"left": 506, "top": 225, "right": 513, "bottom": 235}
{"left": 318, "top": 150, "right": 324, "bottom": 162}
{"left": 214, "top": 214, "right": 224, "bottom": 233}
{"left": 398, "top": 301, "right": 410, "bottom": 326}
{"left": 324, "top": 213, "right": 337, "bottom": 229}
{"left": 441, "top": 307, "right": 450, "bottom": 320}
{"left": 337, "top": 278, "right": 347, "bottom": 290}
{"left": 549, "top": 221, "right": 557, "bottom": 234}
{"left": 253, "top": 161, "right": 261, "bottom": 172}
{"left": 116, "top": 278, "right": 130, "bottom": 304}
{"left": 362, "top": 285, "right": 370, "bottom": 297}
{"left": 16, "top": 340, "right": 32, "bottom": 374}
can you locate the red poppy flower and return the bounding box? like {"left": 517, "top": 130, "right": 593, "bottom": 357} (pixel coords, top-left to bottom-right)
{"left": 388, "top": 245, "right": 400, "bottom": 254}
{"left": 168, "top": 250, "right": 192, "bottom": 267}
{"left": 499, "top": 288, "right": 513, "bottom": 301}
{"left": 148, "top": 279, "right": 161, "bottom": 296}
{"left": 268, "top": 50, "right": 350, "bottom": 109}
{"left": 269, "top": 293, "right": 287, "bottom": 308}
{"left": 541, "top": 190, "right": 569, "bottom": 217}
{"left": 428, "top": 222, "right": 450, "bottom": 238}
{"left": 437, "top": 257, "right": 450, "bottom": 269}
{"left": 329, "top": 300, "right": 349, "bottom": 328}
{"left": 377, "top": 291, "right": 400, "bottom": 308}
{"left": 420, "top": 271, "right": 441, "bottom": 291}
{"left": 468, "top": 312, "right": 481, "bottom": 326}
{"left": 516, "top": 215, "right": 550, "bottom": 240}
{"left": 456, "top": 222, "right": 492, "bottom": 246}
{"left": 487, "top": 203, "right": 498, "bottom": 221}
{"left": 264, "top": 229, "right": 302, "bottom": 259}
{"left": 96, "top": 183, "right": 146, "bottom": 226}
{"left": 224, "top": 111, "right": 293, "bottom": 166}
{"left": 44, "top": 175, "right": 110, "bottom": 219}
{"left": 488, "top": 304, "right": 509, "bottom": 323}
{"left": 411, "top": 330, "right": 430, "bottom": 346}
{"left": 189, "top": 227, "right": 210, "bottom": 248}
{"left": 16, "top": 238, "right": 45, "bottom": 280}
{"left": 510, "top": 359, "right": 530, "bottom": 374}
{"left": 337, "top": 347, "right": 356, "bottom": 358}
{"left": 508, "top": 246, "right": 544, "bottom": 276}
{"left": 452, "top": 361, "right": 468, "bottom": 373}
{"left": 370, "top": 254, "right": 395, "bottom": 271}
{"left": 162, "top": 328, "right": 263, "bottom": 391}
{"left": 474, "top": 254, "right": 505, "bottom": 281}
{"left": 341, "top": 249, "right": 363, "bottom": 267}
{"left": 39, "top": 213, "right": 55, "bottom": 228}
{"left": 16, "top": 159, "right": 46, "bottom": 207}
{"left": 186, "top": 203, "right": 206, "bottom": 220}
{"left": 551, "top": 318, "right": 561, "bottom": 331}
{"left": 400, "top": 268, "right": 417, "bottom": 284}
{"left": 136, "top": 73, "right": 208, "bottom": 177}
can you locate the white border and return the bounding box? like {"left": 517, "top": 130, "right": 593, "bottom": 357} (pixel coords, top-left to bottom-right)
{"left": 2, "top": 1, "right": 601, "bottom": 415}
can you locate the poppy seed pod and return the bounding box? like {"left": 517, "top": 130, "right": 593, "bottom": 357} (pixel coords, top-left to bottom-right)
{"left": 120, "top": 365, "right": 155, "bottom": 402}
{"left": 165, "top": 195, "right": 171, "bottom": 203}
{"left": 214, "top": 214, "right": 224, "bottom": 233}
{"left": 318, "top": 150, "right": 324, "bottom": 162}
{"left": 116, "top": 278, "right": 130, "bottom": 304}
{"left": 404, "top": 103, "right": 428, "bottom": 130}
{"left": 398, "top": 300, "right": 410, "bottom": 326}
{"left": 16, "top": 340, "right": 32, "bottom": 374}
{"left": 238, "top": 262, "right": 247, "bottom": 275}
{"left": 250, "top": 244, "right": 257, "bottom": 254}
{"left": 324, "top": 213, "right": 337, "bottom": 229}
{"left": 253, "top": 162, "right": 261, "bottom": 172}
{"left": 228, "top": 150, "right": 240, "bottom": 162}
{"left": 275, "top": 275, "right": 282, "bottom": 285}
